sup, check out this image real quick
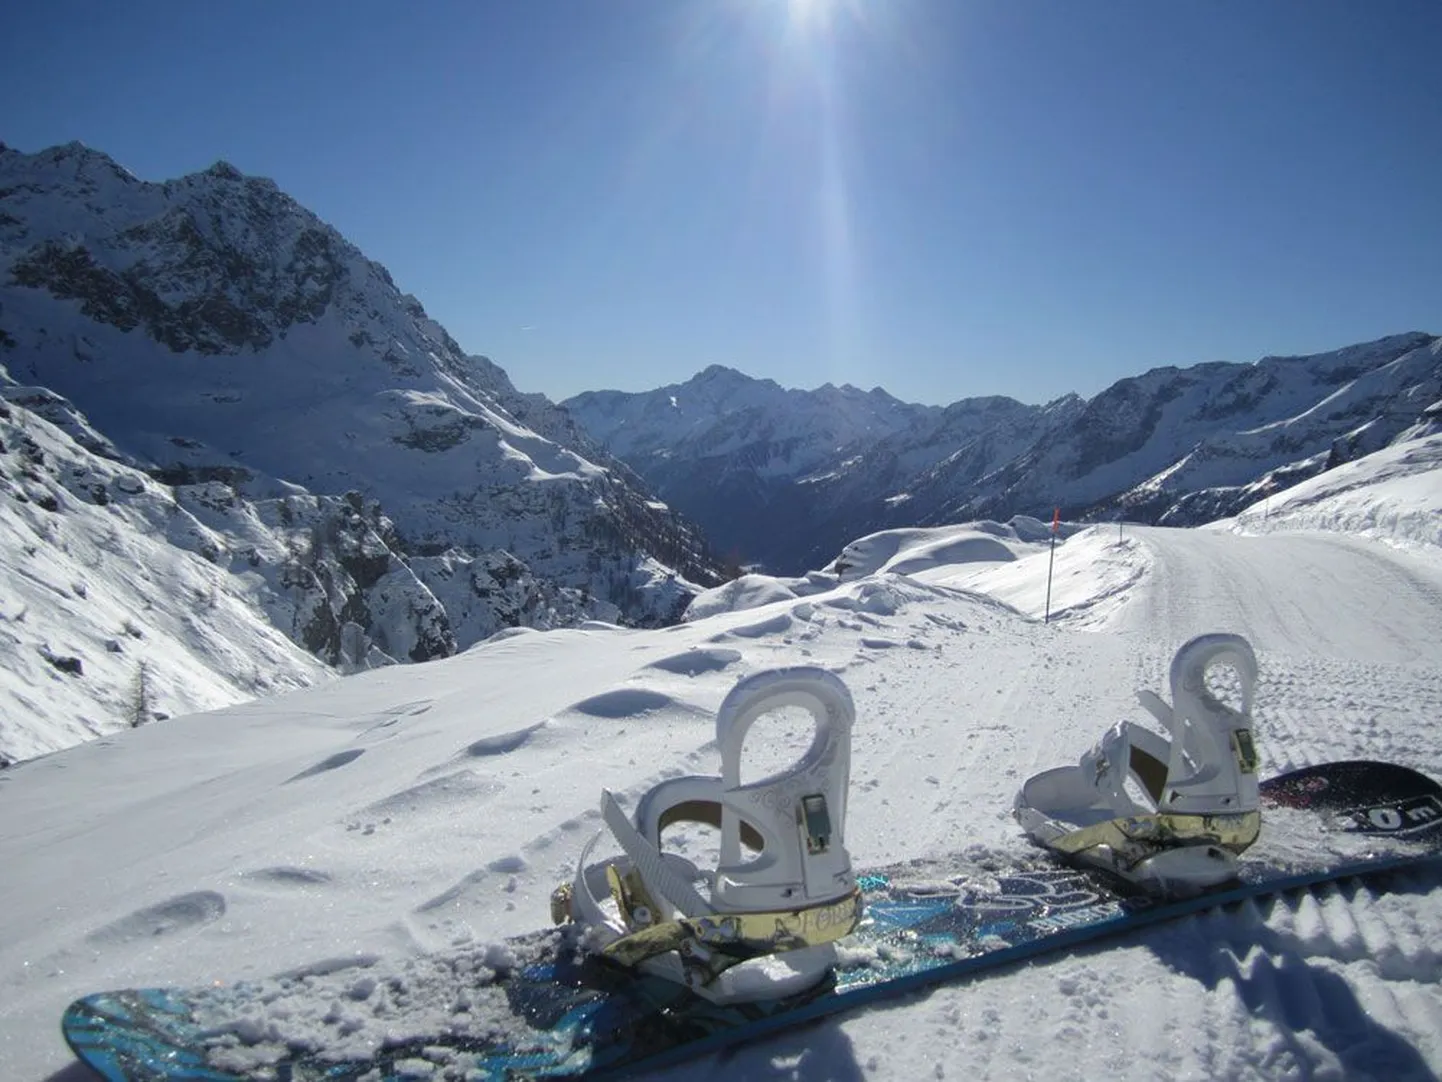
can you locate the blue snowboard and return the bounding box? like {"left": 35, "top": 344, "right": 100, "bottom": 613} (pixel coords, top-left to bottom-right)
{"left": 63, "top": 761, "right": 1442, "bottom": 1082}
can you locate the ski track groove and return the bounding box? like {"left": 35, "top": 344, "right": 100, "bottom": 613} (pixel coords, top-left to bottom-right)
{"left": 1132, "top": 883, "right": 1442, "bottom": 1081}
{"left": 832, "top": 860, "right": 1442, "bottom": 1082}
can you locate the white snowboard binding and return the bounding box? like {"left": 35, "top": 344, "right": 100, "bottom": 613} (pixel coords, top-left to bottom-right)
{"left": 1014, "top": 633, "right": 1262, "bottom": 894}
{"left": 551, "top": 666, "right": 862, "bottom": 1003}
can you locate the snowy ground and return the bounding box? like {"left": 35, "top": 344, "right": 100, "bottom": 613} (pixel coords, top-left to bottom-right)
{"left": 2, "top": 457, "right": 1441, "bottom": 1081}
{"left": 1219, "top": 432, "right": 1442, "bottom": 555}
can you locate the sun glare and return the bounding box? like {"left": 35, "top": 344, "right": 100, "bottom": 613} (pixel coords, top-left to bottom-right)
{"left": 786, "top": 0, "right": 871, "bottom": 35}
{"left": 768, "top": 0, "right": 865, "bottom": 379}
{"left": 673, "top": 0, "right": 898, "bottom": 383}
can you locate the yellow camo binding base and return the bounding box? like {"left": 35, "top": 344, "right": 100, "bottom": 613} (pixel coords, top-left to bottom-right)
{"left": 1049, "top": 810, "right": 1261, "bottom": 874}
{"left": 601, "top": 879, "right": 863, "bottom": 980}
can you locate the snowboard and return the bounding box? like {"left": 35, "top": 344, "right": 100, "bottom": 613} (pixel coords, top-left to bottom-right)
{"left": 63, "top": 760, "right": 1442, "bottom": 1082}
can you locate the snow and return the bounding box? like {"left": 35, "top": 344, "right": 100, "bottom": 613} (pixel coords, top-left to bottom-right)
{"left": 0, "top": 392, "right": 330, "bottom": 761}
{"left": 564, "top": 366, "right": 933, "bottom": 476}
{"left": 2, "top": 441, "right": 1442, "bottom": 1080}
{"left": 947, "top": 526, "right": 1149, "bottom": 628}
{"left": 831, "top": 517, "right": 1058, "bottom": 580}
{"left": 1218, "top": 432, "right": 1442, "bottom": 552}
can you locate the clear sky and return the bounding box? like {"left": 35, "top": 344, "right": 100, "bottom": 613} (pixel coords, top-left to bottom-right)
{"left": 4, "top": 0, "right": 1440, "bottom": 407}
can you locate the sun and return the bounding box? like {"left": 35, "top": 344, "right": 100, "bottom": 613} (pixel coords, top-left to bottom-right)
{"left": 787, "top": 0, "right": 840, "bottom": 32}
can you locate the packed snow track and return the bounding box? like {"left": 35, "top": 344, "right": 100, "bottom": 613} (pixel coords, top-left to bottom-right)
{"left": 1115, "top": 526, "right": 1442, "bottom": 665}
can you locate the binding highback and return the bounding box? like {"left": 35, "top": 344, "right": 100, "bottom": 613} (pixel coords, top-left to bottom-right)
{"left": 1141, "top": 633, "right": 1259, "bottom": 814}
{"left": 717, "top": 666, "right": 854, "bottom": 906}
{"left": 625, "top": 666, "right": 854, "bottom": 911}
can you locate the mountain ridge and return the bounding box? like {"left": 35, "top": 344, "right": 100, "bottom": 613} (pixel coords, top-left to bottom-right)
{"left": 564, "top": 333, "right": 1439, "bottom": 573}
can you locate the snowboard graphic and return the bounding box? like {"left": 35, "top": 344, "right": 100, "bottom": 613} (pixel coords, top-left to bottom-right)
{"left": 63, "top": 761, "right": 1442, "bottom": 1082}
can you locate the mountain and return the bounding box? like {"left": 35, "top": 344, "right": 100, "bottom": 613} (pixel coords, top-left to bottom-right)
{"left": 959, "top": 332, "right": 1442, "bottom": 525}
{"left": 1, "top": 379, "right": 332, "bottom": 763}
{"left": 788, "top": 393, "right": 1084, "bottom": 572}
{"left": 0, "top": 140, "right": 723, "bottom": 763}
{"left": 566, "top": 364, "right": 939, "bottom": 469}
{"left": 565, "top": 335, "right": 1440, "bottom": 573}
{"left": 564, "top": 367, "right": 954, "bottom": 570}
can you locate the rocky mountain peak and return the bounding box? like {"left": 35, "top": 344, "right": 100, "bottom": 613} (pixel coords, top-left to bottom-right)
{"left": 202, "top": 159, "right": 245, "bottom": 181}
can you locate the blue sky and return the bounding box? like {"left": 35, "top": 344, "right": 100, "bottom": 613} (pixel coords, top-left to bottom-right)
{"left": 5, "top": 0, "right": 1440, "bottom": 406}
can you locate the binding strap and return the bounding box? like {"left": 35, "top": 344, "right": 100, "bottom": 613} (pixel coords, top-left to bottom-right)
{"left": 600, "top": 887, "right": 863, "bottom": 986}
{"left": 1049, "top": 810, "right": 1261, "bottom": 869}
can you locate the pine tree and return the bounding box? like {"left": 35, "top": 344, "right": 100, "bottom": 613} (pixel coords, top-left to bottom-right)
{"left": 128, "top": 660, "right": 151, "bottom": 728}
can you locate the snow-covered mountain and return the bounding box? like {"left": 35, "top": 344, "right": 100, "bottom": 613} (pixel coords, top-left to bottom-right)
{"left": 962, "top": 332, "right": 1442, "bottom": 526}
{"left": 565, "top": 334, "right": 1440, "bottom": 574}
{"left": 789, "top": 392, "right": 1083, "bottom": 572}
{"left": 565, "top": 367, "right": 958, "bottom": 569}
{"left": 0, "top": 383, "right": 332, "bottom": 763}
{"left": 0, "top": 141, "right": 723, "bottom": 763}
{"left": 566, "top": 364, "right": 939, "bottom": 469}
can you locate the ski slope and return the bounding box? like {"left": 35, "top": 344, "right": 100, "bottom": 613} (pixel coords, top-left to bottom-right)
{"left": 2, "top": 512, "right": 1441, "bottom": 1080}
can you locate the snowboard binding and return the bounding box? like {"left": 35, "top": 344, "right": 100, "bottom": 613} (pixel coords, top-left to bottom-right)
{"left": 551, "top": 666, "right": 862, "bottom": 1003}
{"left": 1014, "top": 633, "right": 1262, "bottom": 894}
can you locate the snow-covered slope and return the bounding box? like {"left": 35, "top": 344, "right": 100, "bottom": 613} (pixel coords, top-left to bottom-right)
{"left": 1217, "top": 431, "right": 1442, "bottom": 551}
{"left": 0, "top": 382, "right": 330, "bottom": 764}
{"left": 0, "top": 141, "right": 724, "bottom": 760}
{"left": 2, "top": 444, "right": 1440, "bottom": 1082}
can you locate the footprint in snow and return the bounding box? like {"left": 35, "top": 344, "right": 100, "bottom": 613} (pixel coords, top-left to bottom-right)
{"left": 464, "top": 721, "right": 547, "bottom": 757}
{"left": 239, "top": 866, "right": 333, "bottom": 889}
{"left": 85, "top": 891, "right": 226, "bottom": 946}
{"left": 414, "top": 856, "right": 528, "bottom": 915}
{"left": 362, "top": 771, "right": 503, "bottom": 818}
{"left": 285, "top": 748, "right": 364, "bottom": 782}
{"left": 568, "top": 687, "right": 676, "bottom": 719}
{"left": 710, "top": 613, "right": 793, "bottom": 640}
{"left": 644, "top": 647, "right": 742, "bottom": 677}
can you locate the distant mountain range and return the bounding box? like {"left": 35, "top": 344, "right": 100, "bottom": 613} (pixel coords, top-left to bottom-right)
{"left": 565, "top": 334, "right": 1441, "bottom": 573}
